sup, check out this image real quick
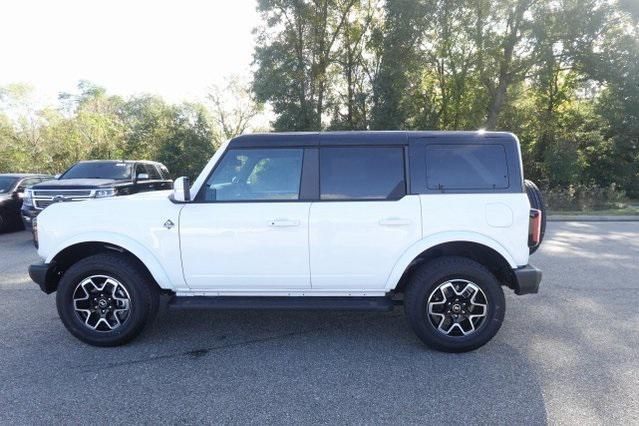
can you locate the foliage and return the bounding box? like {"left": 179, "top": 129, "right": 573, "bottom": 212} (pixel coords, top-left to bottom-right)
{"left": 544, "top": 184, "right": 628, "bottom": 212}
{"left": 208, "top": 76, "right": 265, "bottom": 147}
{"left": 252, "top": 0, "right": 639, "bottom": 197}
{"left": 0, "top": 81, "right": 262, "bottom": 180}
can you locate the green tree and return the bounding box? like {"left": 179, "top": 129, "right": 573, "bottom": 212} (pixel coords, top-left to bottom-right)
{"left": 253, "top": 0, "right": 358, "bottom": 130}
{"left": 156, "top": 104, "right": 215, "bottom": 180}
{"left": 208, "top": 76, "right": 264, "bottom": 147}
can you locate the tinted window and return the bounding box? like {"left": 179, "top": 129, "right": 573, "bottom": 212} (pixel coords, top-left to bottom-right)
{"left": 135, "top": 164, "right": 148, "bottom": 180}
{"left": 425, "top": 144, "right": 509, "bottom": 190}
{"left": 21, "top": 178, "right": 42, "bottom": 188}
{"left": 320, "top": 147, "right": 405, "bottom": 200}
{"left": 0, "top": 177, "right": 18, "bottom": 193}
{"left": 62, "top": 162, "right": 132, "bottom": 180}
{"left": 144, "top": 164, "right": 161, "bottom": 180}
{"left": 158, "top": 164, "right": 170, "bottom": 179}
{"left": 203, "top": 148, "right": 304, "bottom": 201}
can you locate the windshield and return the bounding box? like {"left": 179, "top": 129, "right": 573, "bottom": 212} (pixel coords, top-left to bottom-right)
{"left": 0, "top": 177, "right": 18, "bottom": 194}
{"left": 61, "top": 162, "right": 132, "bottom": 180}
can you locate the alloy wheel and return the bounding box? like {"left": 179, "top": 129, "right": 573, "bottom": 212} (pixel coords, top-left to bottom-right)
{"left": 426, "top": 279, "right": 488, "bottom": 337}
{"left": 72, "top": 275, "right": 131, "bottom": 332}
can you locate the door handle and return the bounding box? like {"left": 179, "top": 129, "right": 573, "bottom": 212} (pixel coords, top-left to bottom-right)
{"left": 269, "top": 218, "right": 300, "bottom": 227}
{"left": 379, "top": 217, "right": 411, "bottom": 226}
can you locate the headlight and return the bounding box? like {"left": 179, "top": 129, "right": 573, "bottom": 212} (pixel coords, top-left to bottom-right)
{"left": 23, "top": 189, "right": 33, "bottom": 206}
{"left": 93, "top": 188, "right": 116, "bottom": 198}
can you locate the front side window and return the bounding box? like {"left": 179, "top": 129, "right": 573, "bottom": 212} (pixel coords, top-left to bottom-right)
{"left": 425, "top": 144, "right": 509, "bottom": 190}
{"left": 61, "top": 162, "right": 132, "bottom": 180}
{"left": 320, "top": 147, "right": 406, "bottom": 200}
{"left": 203, "top": 148, "right": 304, "bottom": 201}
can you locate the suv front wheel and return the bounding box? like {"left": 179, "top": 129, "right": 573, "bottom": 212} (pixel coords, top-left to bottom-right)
{"left": 56, "top": 253, "right": 159, "bottom": 346}
{"left": 404, "top": 256, "right": 505, "bottom": 352}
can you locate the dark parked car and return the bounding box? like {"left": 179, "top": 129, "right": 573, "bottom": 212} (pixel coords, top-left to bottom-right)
{"left": 0, "top": 174, "right": 52, "bottom": 233}
{"left": 21, "top": 160, "right": 172, "bottom": 229}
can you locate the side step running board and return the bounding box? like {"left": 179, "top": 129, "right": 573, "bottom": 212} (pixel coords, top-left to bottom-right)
{"left": 168, "top": 296, "right": 395, "bottom": 312}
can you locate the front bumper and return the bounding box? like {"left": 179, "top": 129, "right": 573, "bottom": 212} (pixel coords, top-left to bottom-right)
{"left": 513, "top": 264, "right": 542, "bottom": 295}
{"left": 20, "top": 206, "right": 39, "bottom": 231}
{"left": 29, "top": 262, "right": 58, "bottom": 294}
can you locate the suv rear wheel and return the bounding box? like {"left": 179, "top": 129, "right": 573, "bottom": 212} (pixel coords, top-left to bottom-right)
{"left": 404, "top": 256, "right": 505, "bottom": 352}
{"left": 56, "top": 253, "right": 159, "bottom": 346}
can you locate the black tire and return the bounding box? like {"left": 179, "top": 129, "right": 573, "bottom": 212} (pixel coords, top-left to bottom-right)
{"left": 16, "top": 215, "right": 25, "bottom": 230}
{"left": 56, "top": 252, "right": 159, "bottom": 346}
{"left": 524, "top": 179, "right": 546, "bottom": 254}
{"left": 404, "top": 256, "right": 505, "bottom": 353}
{"left": 0, "top": 212, "right": 7, "bottom": 233}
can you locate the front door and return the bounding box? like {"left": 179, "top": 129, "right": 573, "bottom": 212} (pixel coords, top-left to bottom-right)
{"left": 180, "top": 147, "right": 311, "bottom": 291}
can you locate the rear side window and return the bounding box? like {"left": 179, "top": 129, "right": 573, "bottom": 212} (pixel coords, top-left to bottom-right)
{"left": 320, "top": 147, "right": 405, "bottom": 200}
{"left": 159, "top": 164, "right": 170, "bottom": 179}
{"left": 144, "top": 164, "right": 162, "bottom": 180}
{"left": 425, "top": 144, "right": 509, "bottom": 190}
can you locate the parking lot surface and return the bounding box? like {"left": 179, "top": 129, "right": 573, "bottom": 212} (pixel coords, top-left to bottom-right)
{"left": 0, "top": 222, "right": 638, "bottom": 424}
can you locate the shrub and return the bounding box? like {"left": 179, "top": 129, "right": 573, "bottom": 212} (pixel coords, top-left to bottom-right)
{"left": 544, "top": 184, "right": 627, "bottom": 212}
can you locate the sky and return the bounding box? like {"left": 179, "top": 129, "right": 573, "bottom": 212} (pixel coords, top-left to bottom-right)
{"left": 1, "top": 0, "right": 260, "bottom": 104}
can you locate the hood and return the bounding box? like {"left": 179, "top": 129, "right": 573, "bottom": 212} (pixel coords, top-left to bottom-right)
{"left": 122, "top": 189, "right": 173, "bottom": 200}
{"left": 31, "top": 178, "right": 126, "bottom": 189}
{"left": 84, "top": 189, "right": 172, "bottom": 203}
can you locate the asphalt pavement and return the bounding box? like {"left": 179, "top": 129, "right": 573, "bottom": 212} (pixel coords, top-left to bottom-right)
{"left": 0, "top": 222, "right": 637, "bottom": 424}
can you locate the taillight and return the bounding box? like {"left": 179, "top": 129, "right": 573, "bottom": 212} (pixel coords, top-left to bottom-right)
{"left": 529, "top": 209, "right": 542, "bottom": 247}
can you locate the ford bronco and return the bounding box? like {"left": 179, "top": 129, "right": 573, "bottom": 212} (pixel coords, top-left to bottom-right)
{"left": 29, "top": 131, "right": 545, "bottom": 352}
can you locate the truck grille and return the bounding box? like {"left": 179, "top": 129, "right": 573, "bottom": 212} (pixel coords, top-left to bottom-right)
{"left": 32, "top": 189, "right": 95, "bottom": 210}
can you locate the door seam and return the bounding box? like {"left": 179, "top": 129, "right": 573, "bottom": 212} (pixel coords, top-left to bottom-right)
{"left": 308, "top": 202, "right": 314, "bottom": 288}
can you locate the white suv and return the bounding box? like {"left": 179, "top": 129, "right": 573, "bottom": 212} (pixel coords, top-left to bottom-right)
{"left": 29, "top": 131, "right": 544, "bottom": 352}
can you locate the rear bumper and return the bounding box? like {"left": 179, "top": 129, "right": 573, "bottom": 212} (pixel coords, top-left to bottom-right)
{"left": 29, "top": 262, "right": 58, "bottom": 294}
{"left": 513, "top": 264, "right": 542, "bottom": 295}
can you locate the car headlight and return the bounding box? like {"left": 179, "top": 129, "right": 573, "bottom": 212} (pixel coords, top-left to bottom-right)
{"left": 93, "top": 188, "right": 116, "bottom": 198}
{"left": 23, "top": 189, "right": 33, "bottom": 206}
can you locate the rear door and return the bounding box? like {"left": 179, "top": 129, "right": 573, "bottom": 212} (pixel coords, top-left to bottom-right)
{"left": 309, "top": 142, "right": 422, "bottom": 291}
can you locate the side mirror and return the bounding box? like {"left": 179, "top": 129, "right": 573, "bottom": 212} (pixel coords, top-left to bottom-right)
{"left": 172, "top": 176, "right": 191, "bottom": 202}
{"left": 137, "top": 173, "right": 149, "bottom": 181}
{"left": 13, "top": 187, "right": 25, "bottom": 199}
{"left": 54, "top": 174, "right": 61, "bottom": 179}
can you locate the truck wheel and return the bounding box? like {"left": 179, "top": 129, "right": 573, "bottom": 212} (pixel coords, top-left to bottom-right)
{"left": 56, "top": 252, "right": 159, "bottom": 346}
{"left": 524, "top": 179, "right": 546, "bottom": 254}
{"left": 404, "top": 256, "right": 505, "bottom": 353}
